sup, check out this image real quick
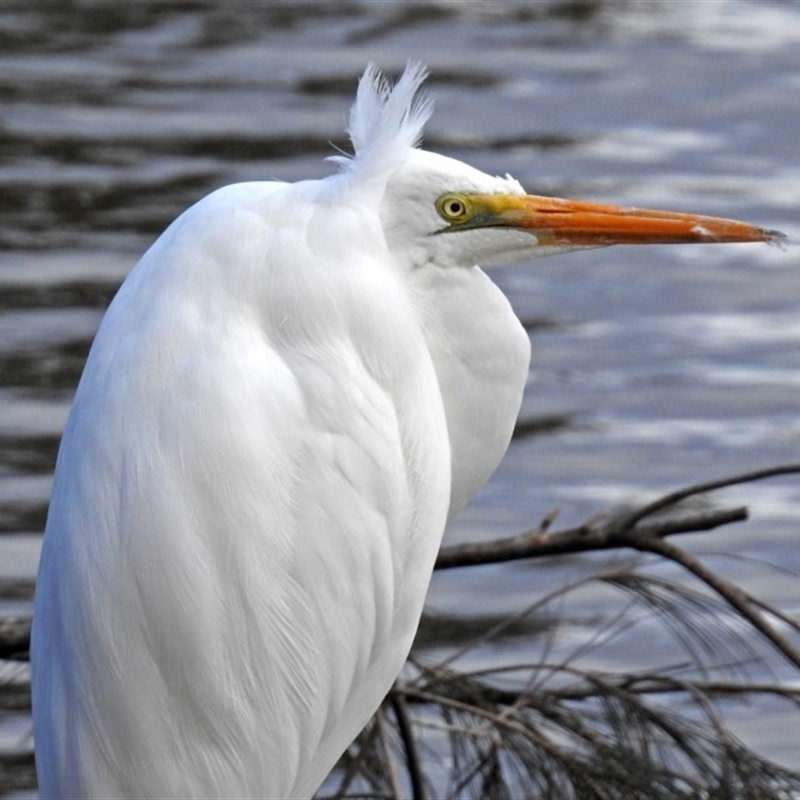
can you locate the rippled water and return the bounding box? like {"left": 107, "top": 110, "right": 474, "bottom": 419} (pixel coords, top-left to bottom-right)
{"left": 1, "top": 0, "right": 799, "bottom": 794}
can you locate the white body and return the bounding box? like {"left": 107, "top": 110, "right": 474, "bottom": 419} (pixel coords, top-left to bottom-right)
{"left": 32, "top": 67, "right": 531, "bottom": 799}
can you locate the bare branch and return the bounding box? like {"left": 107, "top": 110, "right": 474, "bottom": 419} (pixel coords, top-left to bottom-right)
{"left": 435, "top": 506, "right": 747, "bottom": 570}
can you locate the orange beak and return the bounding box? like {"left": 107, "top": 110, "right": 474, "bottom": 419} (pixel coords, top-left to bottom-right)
{"left": 464, "top": 193, "right": 783, "bottom": 247}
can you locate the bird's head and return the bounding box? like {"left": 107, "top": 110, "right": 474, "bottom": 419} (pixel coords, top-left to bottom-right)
{"left": 379, "top": 146, "right": 782, "bottom": 270}
{"left": 337, "top": 64, "right": 782, "bottom": 271}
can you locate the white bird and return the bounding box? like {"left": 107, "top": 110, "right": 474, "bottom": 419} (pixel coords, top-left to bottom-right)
{"left": 31, "top": 64, "right": 779, "bottom": 799}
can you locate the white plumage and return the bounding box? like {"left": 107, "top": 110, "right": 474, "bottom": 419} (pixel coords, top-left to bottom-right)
{"left": 31, "top": 63, "right": 777, "bottom": 799}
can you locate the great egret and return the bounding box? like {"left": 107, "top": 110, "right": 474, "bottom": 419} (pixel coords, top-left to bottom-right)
{"left": 31, "top": 63, "right": 780, "bottom": 799}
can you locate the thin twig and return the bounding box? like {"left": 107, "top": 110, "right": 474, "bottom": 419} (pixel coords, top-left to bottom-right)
{"left": 375, "top": 707, "right": 403, "bottom": 800}
{"left": 616, "top": 463, "right": 800, "bottom": 532}
{"left": 398, "top": 687, "right": 570, "bottom": 762}
{"left": 627, "top": 534, "right": 800, "bottom": 670}
{"left": 389, "top": 692, "right": 427, "bottom": 800}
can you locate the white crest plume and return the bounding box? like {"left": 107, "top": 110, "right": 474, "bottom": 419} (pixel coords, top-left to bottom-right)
{"left": 332, "top": 62, "right": 433, "bottom": 186}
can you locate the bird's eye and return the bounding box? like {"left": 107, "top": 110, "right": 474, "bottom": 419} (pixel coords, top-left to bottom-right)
{"left": 436, "top": 194, "right": 472, "bottom": 223}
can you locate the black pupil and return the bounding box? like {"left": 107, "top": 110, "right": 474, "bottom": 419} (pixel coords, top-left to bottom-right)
{"left": 448, "top": 201, "right": 463, "bottom": 216}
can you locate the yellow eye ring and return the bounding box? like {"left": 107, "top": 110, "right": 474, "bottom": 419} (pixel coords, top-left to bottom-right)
{"left": 436, "top": 193, "right": 472, "bottom": 223}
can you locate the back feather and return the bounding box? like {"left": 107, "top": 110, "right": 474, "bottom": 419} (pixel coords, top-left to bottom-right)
{"left": 331, "top": 63, "right": 433, "bottom": 188}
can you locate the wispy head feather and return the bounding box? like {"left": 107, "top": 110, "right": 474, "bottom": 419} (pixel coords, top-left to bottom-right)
{"left": 331, "top": 63, "right": 433, "bottom": 186}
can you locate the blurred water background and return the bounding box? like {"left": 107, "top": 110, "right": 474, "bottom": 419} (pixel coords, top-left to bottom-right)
{"left": 1, "top": 0, "right": 799, "bottom": 794}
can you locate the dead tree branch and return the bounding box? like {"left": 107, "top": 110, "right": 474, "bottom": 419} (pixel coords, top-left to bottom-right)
{"left": 435, "top": 506, "right": 748, "bottom": 569}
